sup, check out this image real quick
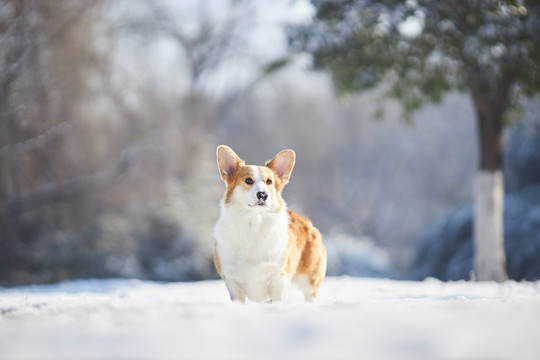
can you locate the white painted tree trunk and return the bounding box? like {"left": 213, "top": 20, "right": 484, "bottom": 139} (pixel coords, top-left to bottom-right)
{"left": 473, "top": 170, "right": 508, "bottom": 282}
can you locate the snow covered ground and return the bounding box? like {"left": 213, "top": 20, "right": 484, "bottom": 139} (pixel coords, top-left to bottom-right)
{"left": 1, "top": 277, "right": 539, "bottom": 360}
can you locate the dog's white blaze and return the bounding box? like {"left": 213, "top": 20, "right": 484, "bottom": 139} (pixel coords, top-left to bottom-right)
{"left": 253, "top": 166, "right": 267, "bottom": 190}
{"left": 248, "top": 165, "right": 271, "bottom": 207}
{"left": 250, "top": 165, "right": 263, "bottom": 198}
{"left": 250, "top": 166, "right": 260, "bottom": 178}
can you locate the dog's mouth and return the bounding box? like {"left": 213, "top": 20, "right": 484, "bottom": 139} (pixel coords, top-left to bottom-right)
{"left": 249, "top": 201, "right": 267, "bottom": 208}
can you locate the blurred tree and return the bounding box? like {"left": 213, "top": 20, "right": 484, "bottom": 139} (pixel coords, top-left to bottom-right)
{"left": 0, "top": 0, "right": 188, "bottom": 285}
{"left": 290, "top": 0, "right": 540, "bottom": 282}
{"left": 0, "top": 0, "right": 113, "bottom": 283}
{"left": 118, "top": 0, "right": 257, "bottom": 129}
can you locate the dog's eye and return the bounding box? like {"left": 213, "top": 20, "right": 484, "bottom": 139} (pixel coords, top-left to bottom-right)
{"left": 266, "top": 179, "right": 272, "bottom": 185}
{"left": 245, "top": 178, "right": 254, "bottom": 185}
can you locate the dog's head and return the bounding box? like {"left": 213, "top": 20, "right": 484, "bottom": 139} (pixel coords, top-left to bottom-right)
{"left": 216, "top": 145, "right": 295, "bottom": 211}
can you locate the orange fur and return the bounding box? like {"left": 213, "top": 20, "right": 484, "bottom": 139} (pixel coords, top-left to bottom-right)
{"left": 214, "top": 242, "right": 222, "bottom": 276}
{"left": 284, "top": 210, "right": 327, "bottom": 297}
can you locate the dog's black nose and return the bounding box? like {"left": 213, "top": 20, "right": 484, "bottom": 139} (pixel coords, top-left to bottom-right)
{"left": 257, "top": 191, "right": 268, "bottom": 201}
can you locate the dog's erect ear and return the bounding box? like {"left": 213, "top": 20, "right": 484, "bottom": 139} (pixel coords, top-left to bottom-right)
{"left": 217, "top": 145, "right": 244, "bottom": 181}
{"left": 266, "top": 149, "right": 295, "bottom": 185}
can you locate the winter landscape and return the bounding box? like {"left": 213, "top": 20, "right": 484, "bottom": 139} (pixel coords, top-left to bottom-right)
{"left": 2, "top": 1, "right": 540, "bottom": 359}
{"left": 2, "top": 277, "right": 540, "bottom": 360}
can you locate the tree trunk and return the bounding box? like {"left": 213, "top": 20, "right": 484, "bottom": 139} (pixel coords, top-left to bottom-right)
{"left": 471, "top": 94, "right": 508, "bottom": 282}
{"left": 474, "top": 170, "right": 507, "bottom": 282}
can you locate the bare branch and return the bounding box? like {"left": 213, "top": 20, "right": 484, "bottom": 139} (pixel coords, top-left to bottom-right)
{"left": 0, "top": 122, "right": 71, "bottom": 158}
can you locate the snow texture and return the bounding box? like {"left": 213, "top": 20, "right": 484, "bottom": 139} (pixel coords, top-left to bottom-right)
{"left": 1, "top": 277, "right": 539, "bottom": 360}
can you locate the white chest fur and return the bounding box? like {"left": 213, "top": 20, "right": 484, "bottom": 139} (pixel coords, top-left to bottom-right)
{"left": 214, "top": 205, "right": 290, "bottom": 300}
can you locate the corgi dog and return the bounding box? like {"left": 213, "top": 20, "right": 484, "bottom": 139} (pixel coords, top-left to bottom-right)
{"left": 213, "top": 145, "right": 326, "bottom": 303}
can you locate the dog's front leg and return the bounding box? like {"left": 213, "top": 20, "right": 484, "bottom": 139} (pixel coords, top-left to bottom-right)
{"left": 269, "top": 274, "right": 291, "bottom": 302}
{"left": 226, "top": 280, "right": 246, "bottom": 303}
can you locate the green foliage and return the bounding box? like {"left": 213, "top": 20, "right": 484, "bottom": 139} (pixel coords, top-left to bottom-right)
{"left": 289, "top": 0, "right": 540, "bottom": 121}
{"left": 264, "top": 58, "right": 291, "bottom": 75}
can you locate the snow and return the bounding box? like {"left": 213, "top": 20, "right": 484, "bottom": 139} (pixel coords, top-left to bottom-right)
{"left": 1, "top": 277, "right": 539, "bottom": 360}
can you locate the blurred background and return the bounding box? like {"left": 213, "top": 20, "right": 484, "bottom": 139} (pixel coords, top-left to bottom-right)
{"left": 1, "top": 0, "right": 539, "bottom": 286}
